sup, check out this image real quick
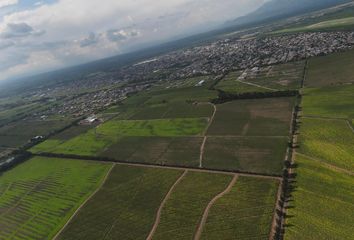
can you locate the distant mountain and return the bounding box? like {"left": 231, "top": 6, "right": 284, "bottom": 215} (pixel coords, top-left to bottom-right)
{"left": 227, "top": 0, "right": 353, "bottom": 27}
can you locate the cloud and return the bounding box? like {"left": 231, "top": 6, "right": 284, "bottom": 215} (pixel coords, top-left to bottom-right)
{"left": 0, "top": 22, "right": 45, "bottom": 38}
{"left": 80, "top": 32, "right": 99, "bottom": 47}
{"left": 0, "top": 0, "right": 18, "bottom": 9}
{"left": 0, "top": 0, "right": 267, "bottom": 81}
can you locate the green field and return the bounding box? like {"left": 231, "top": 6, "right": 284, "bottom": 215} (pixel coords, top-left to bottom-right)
{"left": 216, "top": 62, "right": 304, "bottom": 94}
{"left": 152, "top": 172, "right": 232, "bottom": 240}
{"left": 0, "top": 120, "right": 72, "bottom": 148}
{"left": 0, "top": 157, "right": 111, "bottom": 240}
{"left": 200, "top": 176, "right": 279, "bottom": 239}
{"left": 208, "top": 98, "right": 294, "bottom": 136}
{"left": 299, "top": 118, "right": 354, "bottom": 171}
{"left": 56, "top": 165, "right": 183, "bottom": 240}
{"left": 302, "top": 85, "right": 354, "bottom": 119}
{"left": 151, "top": 75, "right": 215, "bottom": 91}
{"left": 274, "top": 16, "right": 354, "bottom": 34}
{"left": 203, "top": 136, "right": 288, "bottom": 175}
{"left": 305, "top": 49, "right": 354, "bottom": 88}
{"left": 31, "top": 117, "right": 208, "bottom": 156}
{"left": 101, "top": 136, "right": 203, "bottom": 167}
{"left": 285, "top": 154, "right": 354, "bottom": 240}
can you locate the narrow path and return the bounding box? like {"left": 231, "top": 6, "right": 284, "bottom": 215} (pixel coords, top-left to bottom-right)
{"left": 53, "top": 163, "right": 115, "bottom": 240}
{"left": 296, "top": 152, "right": 354, "bottom": 176}
{"left": 194, "top": 174, "right": 238, "bottom": 240}
{"left": 346, "top": 120, "right": 354, "bottom": 134}
{"left": 235, "top": 80, "right": 278, "bottom": 91}
{"left": 199, "top": 103, "right": 217, "bottom": 168}
{"left": 302, "top": 115, "right": 347, "bottom": 121}
{"left": 147, "top": 170, "right": 188, "bottom": 240}
{"left": 199, "top": 137, "right": 207, "bottom": 168}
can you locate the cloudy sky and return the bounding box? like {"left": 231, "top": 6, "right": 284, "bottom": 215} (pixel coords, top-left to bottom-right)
{"left": 0, "top": 0, "right": 267, "bottom": 81}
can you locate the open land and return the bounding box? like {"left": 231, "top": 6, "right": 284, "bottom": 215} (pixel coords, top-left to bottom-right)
{"left": 0, "top": 157, "right": 111, "bottom": 240}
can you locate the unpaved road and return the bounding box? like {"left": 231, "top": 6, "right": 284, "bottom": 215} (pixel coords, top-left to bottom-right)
{"left": 194, "top": 174, "right": 238, "bottom": 240}
{"left": 146, "top": 170, "right": 188, "bottom": 240}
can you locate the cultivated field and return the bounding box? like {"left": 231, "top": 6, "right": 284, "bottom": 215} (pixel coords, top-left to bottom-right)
{"left": 0, "top": 157, "right": 111, "bottom": 240}
{"left": 299, "top": 118, "right": 354, "bottom": 171}
{"left": 31, "top": 118, "right": 207, "bottom": 157}
{"left": 285, "top": 154, "right": 354, "bottom": 240}
{"left": 305, "top": 49, "right": 354, "bottom": 87}
{"left": 56, "top": 165, "right": 183, "bottom": 240}
{"left": 201, "top": 176, "right": 279, "bottom": 239}
{"left": 0, "top": 120, "right": 73, "bottom": 148}
{"left": 216, "top": 61, "right": 304, "bottom": 94}
{"left": 207, "top": 98, "right": 294, "bottom": 136}
{"left": 152, "top": 172, "right": 232, "bottom": 240}
{"left": 101, "top": 137, "right": 203, "bottom": 167}
{"left": 302, "top": 85, "right": 354, "bottom": 119}
{"left": 203, "top": 136, "right": 288, "bottom": 175}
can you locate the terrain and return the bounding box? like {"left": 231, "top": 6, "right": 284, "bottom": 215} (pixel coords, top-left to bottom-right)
{"left": 0, "top": 1, "right": 354, "bottom": 240}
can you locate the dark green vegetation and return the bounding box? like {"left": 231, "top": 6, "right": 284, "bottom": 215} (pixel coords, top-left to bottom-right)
{"left": 101, "top": 137, "right": 203, "bottom": 167}
{"left": 56, "top": 165, "right": 183, "bottom": 240}
{"left": 306, "top": 49, "right": 354, "bottom": 88}
{"left": 203, "top": 136, "right": 288, "bottom": 174}
{"left": 201, "top": 176, "right": 279, "bottom": 239}
{"left": 216, "top": 61, "right": 304, "bottom": 94}
{"left": 299, "top": 118, "right": 354, "bottom": 171}
{"left": 0, "top": 157, "right": 111, "bottom": 240}
{"left": 153, "top": 172, "right": 232, "bottom": 240}
{"left": 208, "top": 97, "right": 294, "bottom": 136}
{"left": 0, "top": 120, "right": 72, "bottom": 148}
{"left": 285, "top": 155, "right": 354, "bottom": 240}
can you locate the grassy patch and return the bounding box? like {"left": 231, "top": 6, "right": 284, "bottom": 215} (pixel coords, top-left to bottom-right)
{"left": 0, "top": 157, "right": 111, "bottom": 240}
{"left": 56, "top": 165, "right": 183, "bottom": 240}
{"left": 203, "top": 136, "right": 288, "bottom": 175}
{"left": 306, "top": 49, "right": 354, "bottom": 87}
{"left": 208, "top": 98, "right": 294, "bottom": 136}
{"left": 285, "top": 154, "right": 354, "bottom": 240}
{"left": 201, "top": 176, "right": 279, "bottom": 239}
{"left": 153, "top": 172, "right": 232, "bottom": 240}
{"left": 302, "top": 85, "right": 354, "bottom": 119}
{"left": 299, "top": 118, "right": 354, "bottom": 171}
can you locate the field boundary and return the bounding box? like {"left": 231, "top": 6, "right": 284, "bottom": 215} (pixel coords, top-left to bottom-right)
{"left": 194, "top": 174, "right": 238, "bottom": 240}
{"left": 52, "top": 163, "right": 115, "bottom": 240}
{"left": 146, "top": 170, "right": 188, "bottom": 240}
{"left": 32, "top": 152, "right": 282, "bottom": 179}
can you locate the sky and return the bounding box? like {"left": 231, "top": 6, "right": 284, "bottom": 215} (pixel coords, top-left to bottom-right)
{"left": 0, "top": 0, "right": 267, "bottom": 82}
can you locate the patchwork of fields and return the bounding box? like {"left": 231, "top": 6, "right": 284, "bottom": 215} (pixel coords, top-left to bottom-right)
{"left": 216, "top": 61, "right": 304, "bottom": 94}
{"left": 284, "top": 49, "right": 354, "bottom": 239}
{"left": 0, "top": 157, "right": 111, "bottom": 240}
{"left": 3, "top": 44, "right": 354, "bottom": 240}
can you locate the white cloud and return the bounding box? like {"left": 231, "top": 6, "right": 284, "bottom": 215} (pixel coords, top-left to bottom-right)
{"left": 0, "top": 0, "right": 267, "bottom": 81}
{"left": 0, "top": 0, "right": 18, "bottom": 9}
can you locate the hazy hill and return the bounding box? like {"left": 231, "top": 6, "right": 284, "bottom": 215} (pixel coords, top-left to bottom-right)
{"left": 227, "top": 0, "right": 353, "bottom": 27}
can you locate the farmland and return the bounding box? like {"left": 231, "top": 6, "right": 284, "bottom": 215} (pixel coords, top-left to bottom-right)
{"left": 298, "top": 118, "right": 354, "bottom": 171}
{"left": 200, "top": 176, "right": 279, "bottom": 239}
{"left": 0, "top": 157, "right": 111, "bottom": 240}
{"left": 285, "top": 155, "right": 354, "bottom": 240}
{"left": 216, "top": 61, "right": 304, "bottom": 94}
{"left": 56, "top": 165, "right": 183, "bottom": 240}
{"left": 152, "top": 172, "right": 232, "bottom": 240}
{"left": 301, "top": 85, "right": 354, "bottom": 119}
{"left": 0, "top": 119, "right": 73, "bottom": 148}
{"left": 203, "top": 136, "right": 288, "bottom": 174}
{"left": 305, "top": 49, "right": 354, "bottom": 88}
{"left": 207, "top": 97, "right": 294, "bottom": 136}
{"left": 31, "top": 118, "right": 208, "bottom": 157}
